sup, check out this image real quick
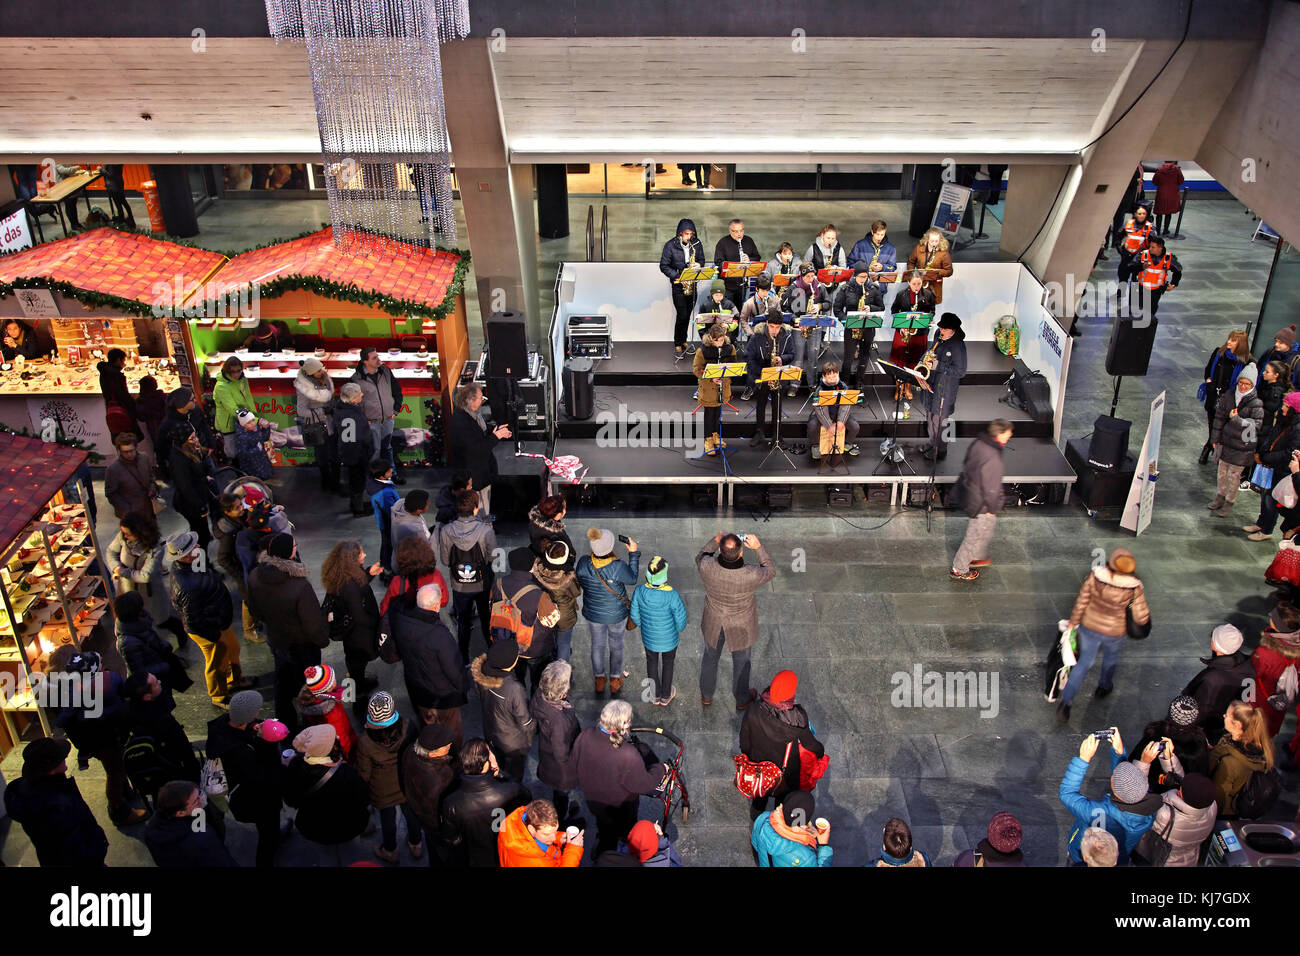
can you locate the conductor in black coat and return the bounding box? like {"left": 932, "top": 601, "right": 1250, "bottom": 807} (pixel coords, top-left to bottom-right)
{"left": 447, "top": 383, "right": 512, "bottom": 516}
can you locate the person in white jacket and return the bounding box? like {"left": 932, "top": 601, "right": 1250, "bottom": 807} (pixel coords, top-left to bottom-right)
{"left": 294, "top": 359, "right": 338, "bottom": 492}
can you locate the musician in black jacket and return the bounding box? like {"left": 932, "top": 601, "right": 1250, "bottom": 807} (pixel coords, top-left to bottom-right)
{"left": 659, "top": 218, "right": 706, "bottom": 356}
{"left": 834, "top": 262, "right": 886, "bottom": 389}
{"left": 920, "top": 314, "right": 968, "bottom": 462}
{"left": 745, "top": 310, "right": 796, "bottom": 447}
{"left": 714, "top": 219, "right": 762, "bottom": 312}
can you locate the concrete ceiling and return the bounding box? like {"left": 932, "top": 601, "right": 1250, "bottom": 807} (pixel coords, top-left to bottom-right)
{"left": 491, "top": 37, "right": 1144, "bottom": 162}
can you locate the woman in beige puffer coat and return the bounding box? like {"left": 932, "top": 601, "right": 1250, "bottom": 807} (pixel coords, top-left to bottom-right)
{"left": 1057, "top": 547, "right": 1151, "bottom": 721}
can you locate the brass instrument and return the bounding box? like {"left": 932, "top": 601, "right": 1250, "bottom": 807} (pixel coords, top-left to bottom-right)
{"left": 851, "top": 291, "right": 868, "bottom": 339}
{"left": 914, "top": 343, "right": 938, "bottom": 381}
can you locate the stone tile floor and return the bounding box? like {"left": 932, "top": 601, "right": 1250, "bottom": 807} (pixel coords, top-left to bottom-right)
{"left": 2, "top": 193, "right": 1293, "bottom": 867}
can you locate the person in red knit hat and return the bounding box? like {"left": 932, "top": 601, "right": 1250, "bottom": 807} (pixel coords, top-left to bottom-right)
{"left": 295, "top": 664, "right": 358, "bottom": 759}
{"left": 738, "top": 669, "right": 827, "bottom": 820}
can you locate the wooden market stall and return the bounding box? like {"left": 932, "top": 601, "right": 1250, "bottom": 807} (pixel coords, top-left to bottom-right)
{"left": 183, "top": 228, "right": 470, "bottom": 468}
{"left": 0, "top": 229, "right": 220, "bottom": 450}
{"left": 0, "top": 434, "right": 113, "bottom": 753}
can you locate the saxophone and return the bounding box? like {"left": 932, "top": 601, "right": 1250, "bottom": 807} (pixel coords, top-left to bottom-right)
{"left": 798, "top": 283, "right": 814, "bottom": 338}
{"left": 869, "top": 243, "right": 881, "bottom": 273}
{"left": 914, "top": 343, "right": 938, "bottom": 381}
{"left": 852, "top": 290, "right": 868, "bottom": 339}
{"left": 682, "top": 247, "right": 698, "bottom": 298}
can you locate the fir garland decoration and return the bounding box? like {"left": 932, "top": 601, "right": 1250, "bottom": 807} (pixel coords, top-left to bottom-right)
{"left": 0, "top": 421, "right": 105, "bottom": 463}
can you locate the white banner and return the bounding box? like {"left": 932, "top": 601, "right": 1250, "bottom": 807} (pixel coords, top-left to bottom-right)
{"left": 1120, "top": 391, "right": 1166, "bottom": 534}
{"left": 931, "top": 183, "right": 972, "bottom": 239}
{"left": 0, "top": 208, "right": 32, "bottom": 253}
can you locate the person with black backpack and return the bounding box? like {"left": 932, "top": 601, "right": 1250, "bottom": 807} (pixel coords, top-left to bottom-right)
{"left": 122, "top": 671, "right": 203, "bottom": 809}
{"left": 436, "top": 487, "right": 497, "bottom": 662}
{"left": 320, "top": 539, "right": 384, "bottom": 693}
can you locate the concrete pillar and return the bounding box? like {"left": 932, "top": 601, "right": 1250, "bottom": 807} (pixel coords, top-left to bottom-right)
{"left": 442, "top": 39, "right": 542, "bottom": 341}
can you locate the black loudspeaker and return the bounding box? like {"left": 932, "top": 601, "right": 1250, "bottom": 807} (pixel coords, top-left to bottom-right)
{"left": 1088, "top": 415, "right": 1131, "bottom": 471}
{"left": 563, "top": 358, "right": 594, "bottom": 420}
{"left": 485, "top": 310, "right": 529, "bottom": 378}
{"left": 1105, "top": 317, "right": 1159, "bottom": 376}
{"left": 908, "top": 164, "right": 944, "bottom": 237}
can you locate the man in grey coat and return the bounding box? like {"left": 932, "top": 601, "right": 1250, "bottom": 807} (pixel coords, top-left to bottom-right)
{"left": 696, "top": 532, "right": 777, "bottom": 709}
{"left": 104, "top": 432, "right": 161, "bottom": 529}
{"left": 351, "top": 347, "right": 404, "bottom": 481}
{"left": 951, "top": 419, "right": 1013, "bottom": 581}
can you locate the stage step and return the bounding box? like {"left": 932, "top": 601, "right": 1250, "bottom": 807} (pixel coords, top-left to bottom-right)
{"left": 556, "top": 384, "right": 1050, "bottom": 442}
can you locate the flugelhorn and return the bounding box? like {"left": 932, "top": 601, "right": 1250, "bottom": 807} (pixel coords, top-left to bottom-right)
{"left": 913, "top": 343, "right": 938, "bottom": 381}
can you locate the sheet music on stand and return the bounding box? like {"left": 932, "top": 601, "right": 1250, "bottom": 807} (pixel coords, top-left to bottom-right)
{"left": 797, "top": 313, "right": 836, "bottom": 329}
{"left": 816, "top": 267, "right": 852, "bottom": 285}
{"left": 891, "top": 311, "right": 934, "bottom": 331}
{"left": 679, "top": 266, "right": 718, "bottom": 285}
{"left": 816, "top": 388, "right": 860, "bottom": 460}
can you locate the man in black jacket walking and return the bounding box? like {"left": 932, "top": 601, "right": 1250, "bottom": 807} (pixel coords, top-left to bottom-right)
{"left": 440, "top": 737, "right": 531, "bottom": 867}
{"left": 951, "top": 420, "right": 1013, "bottom": 581}
{"left": 333, "top": 382, "right": 375, "bottom": 516}
{"left": 168, "top": 531, "right": 246, "bottom": 706}
{"left": 447, "top": 383, "right": 511, "bottom": 515}
{"left": 1181, "top": 624, "right": 1256, "bottom": 743}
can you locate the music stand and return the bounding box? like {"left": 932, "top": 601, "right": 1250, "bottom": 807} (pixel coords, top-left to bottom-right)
{"left": 872, "top": 359, "right": 924, "bottom": 476}
{"left": 841, "top": 311, "right": 890, "bottom": 420}
{"left": 757, "top": 365, "right": 802, "bottom": 471}
{"left": 690, "top": 362, "right": 747, "bottom": 476}
{"left": 816, "top": 267, "right": 852, "bottom": 286}
{"left": 693, "top": 310, "right": 736, "bottom": 351}
{"left": 796, "top": 312, "right": 839, "bottom": 412}
{"left": 722, "top": 261, "right": 765, "bottom": 308}
{"left": 815, "top": 388, "right": 861, "bottom": 474}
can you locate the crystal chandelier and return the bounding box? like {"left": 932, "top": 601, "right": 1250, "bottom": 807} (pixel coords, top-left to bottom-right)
{"left": 265, "top": 0, "right": 470, "bottom": 256}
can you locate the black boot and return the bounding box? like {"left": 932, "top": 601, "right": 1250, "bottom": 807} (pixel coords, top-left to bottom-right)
{"left": 1198, "top": 441, "right": 1212, "bottom": 465}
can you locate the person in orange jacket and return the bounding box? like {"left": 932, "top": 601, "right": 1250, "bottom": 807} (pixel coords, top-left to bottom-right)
{"left": 498, "top": 798, "right": 584, "bottom": 867}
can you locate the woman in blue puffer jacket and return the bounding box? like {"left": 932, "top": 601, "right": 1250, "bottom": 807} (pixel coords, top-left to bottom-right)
{"left": 575, "top": 528, "right": 640, "bottom": 697}
{"left": 629, "top": 556, "right": 687, "bottom": 707}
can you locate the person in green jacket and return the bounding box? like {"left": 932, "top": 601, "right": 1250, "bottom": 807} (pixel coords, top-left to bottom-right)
{"left": 629, "top": 556, "right": 687, "bottom": 707}
{"left": 213, "top": 356, "right": 255, "bottom": 460}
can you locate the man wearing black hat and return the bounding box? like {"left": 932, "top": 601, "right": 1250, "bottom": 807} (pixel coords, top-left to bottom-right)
{"left": 833, "top": 261, "right": 886, "bottom": 389}
{"left": 470, "top": 637, "right": 535, "bottom": 785}
{"left": 402, "top": 723, "right": 459, "bottom": 866}
{"left": 744, "top": 310, "right": 796, "bottom": 447}
{"left": 3, "top": 737, "right": 111, "bottom": 866}
{"left": 920, "top": 313, "right": 968, "bottom": 462}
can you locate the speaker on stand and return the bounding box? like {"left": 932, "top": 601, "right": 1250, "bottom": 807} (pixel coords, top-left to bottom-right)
{"left": 485, "top": 310, "right": 529, "bottom": 379}
{"left": 1105, "top": 316, "right": 1159, "bottom": 415}
{"left": 563, "top": 357, "right": 594, "bottom": 421}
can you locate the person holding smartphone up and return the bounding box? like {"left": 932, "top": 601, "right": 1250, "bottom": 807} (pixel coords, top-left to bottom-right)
{"left": 696, "top": 532, "right": 776, "bottom": 710}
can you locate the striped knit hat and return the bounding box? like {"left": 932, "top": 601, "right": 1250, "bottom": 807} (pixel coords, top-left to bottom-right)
{"left": 646, "top": 555, "right": 669, "bottom": 586}
{"left": 304, "top": 665, "right": 336, "bottom": 695}
{"left": 1168, "top": 695, "right": 1199, "bottom": 727}
{"left": 366, "top": 692, "right": 399, "bottom": 729}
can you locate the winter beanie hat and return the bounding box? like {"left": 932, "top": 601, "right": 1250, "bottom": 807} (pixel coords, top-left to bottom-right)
{"left": 293, "top": 724, "right": 336, "bottom": 761}
{"left": 304, "top": 665, "right": 337, "bottom": 695}
{"left": 646, "top": 556, "right": 669, "bottom": 586}
{"left": 237, "top": 409, "right": 257, "bottom": 427}
{"left": 228, "top": 690, "right": 263, "bottom": 726}
{"left": 366, "top": 692, "right": 399, "bottom": 729}
{"left": 266, "top": 533, "right": 295, "bottom": 560}
{"left": 1211, "top": 623, "right": 1244, "bottom": 655}
{"left": 1168, "top": 695, "right": 1200, "bottom": 727}
{"left": 780, "top": 790, "right": 816, "bottom": 828}
{"left": 167, "top": 386, "right": 194, "bottom": 409}
{"left": 710, "top": 278, "right": 726, "bottom": 295}
{"left": 543, "top": 541, "right": 573, "bottom": 570}
{"left": 587, "top": 527, "right": 615, "bottom": 557}
{"left": 1111, "top": 762, "right": 1149, "bottom": 804}
{"left": 1238, "top": 363, "right": 1258, "bottom": 386}
{"left": 1276, "top": 326, "right": 1296, "bottom": 349}
{"left": 770, "top": 669, "right": 799, "bottom": 703}
{"left": 1179, "top": 773, "right": 1217, "bottom": 810}
{"left": 1107, "top": 547, "right": 1137, "bottom": 575}
{"left": 1285, "top": 392, "right": 1300, "bottom": 415}
{"left": 626, "top": 820, "right": 660, "bottom": 862}
{"left": 484, "top": 638, "right": 520, "bottom": 677}
{"left": 302, "top": 357, "right": 325, "bottom": 375}
{"left": 986, "top": 812, "right": 1023, "bottom": 855}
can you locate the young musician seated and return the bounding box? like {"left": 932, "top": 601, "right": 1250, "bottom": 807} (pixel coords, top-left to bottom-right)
{"left": 743, "top": 309, "right": 795, "bottom": 444}
{"left": 834, "top": 262, "right": 886, "bottom": 389}
{"left": 698, "top": 278, "right": 740, "bottom": 340}
{"left": 890, "top": 272, "right": 937, "bottom": 402}
{"left": 788, "top": 263, "right": 829, "bottom": 398}
{"left": 693, "top": 324, "right": 738, "bottom": 457}
{"left": 807, "top": 360, "right": 860, "bottom": 470}
{"left": 739, "top": 275, "right": 784, "bottom": 341}
{"left": 764, "top": 243, "right": 802, "bottom": 281}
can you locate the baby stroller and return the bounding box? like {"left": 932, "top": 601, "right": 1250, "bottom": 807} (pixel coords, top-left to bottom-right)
{"left": 630, "top": 726, "right": 691, "bottom": 826}
{"left": 214, "top": 470, "right": 294, "bottom": 531}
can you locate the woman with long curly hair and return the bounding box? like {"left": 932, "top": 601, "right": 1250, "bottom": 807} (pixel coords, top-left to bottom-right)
{"left": 321, "top": 539, "right": 383, "bottom": 690}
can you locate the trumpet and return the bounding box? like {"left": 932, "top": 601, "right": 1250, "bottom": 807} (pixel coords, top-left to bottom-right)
{"left": 914, "top": 343, "right": 938, "bottom": 381}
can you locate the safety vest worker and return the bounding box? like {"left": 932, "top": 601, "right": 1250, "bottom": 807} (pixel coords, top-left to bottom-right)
{"left": 1122, "top": 216, "right": 1153, "bottom": 254}
{"left": 1138, "top": 250, "right": 1174, "bottom": 290}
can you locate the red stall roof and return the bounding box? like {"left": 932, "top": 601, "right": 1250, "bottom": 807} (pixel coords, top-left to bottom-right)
{"left": 0, "top": 228, "right": 226, "bottom": 309}
{"left": 0, "top": 434, "right": 87, "bottom": 549}
{"left": 214, "top": 229, "right": 460, "bottom": 312}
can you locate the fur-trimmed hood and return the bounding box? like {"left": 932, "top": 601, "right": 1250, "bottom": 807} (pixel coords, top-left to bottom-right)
{"left": 256, "top": 552, "right": 310, "bottom": 578}
{"left": 1092, "top": 565, "right": 1141, "bottom": 589}
{"left": 1262, "top": 628, "right": 1300, "bottom": 659}
{"left": 528, "top": 506, "right": 566, "bottom": 537}
{"left": 470, "top": 654, "right": 505, "bottom": 690}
